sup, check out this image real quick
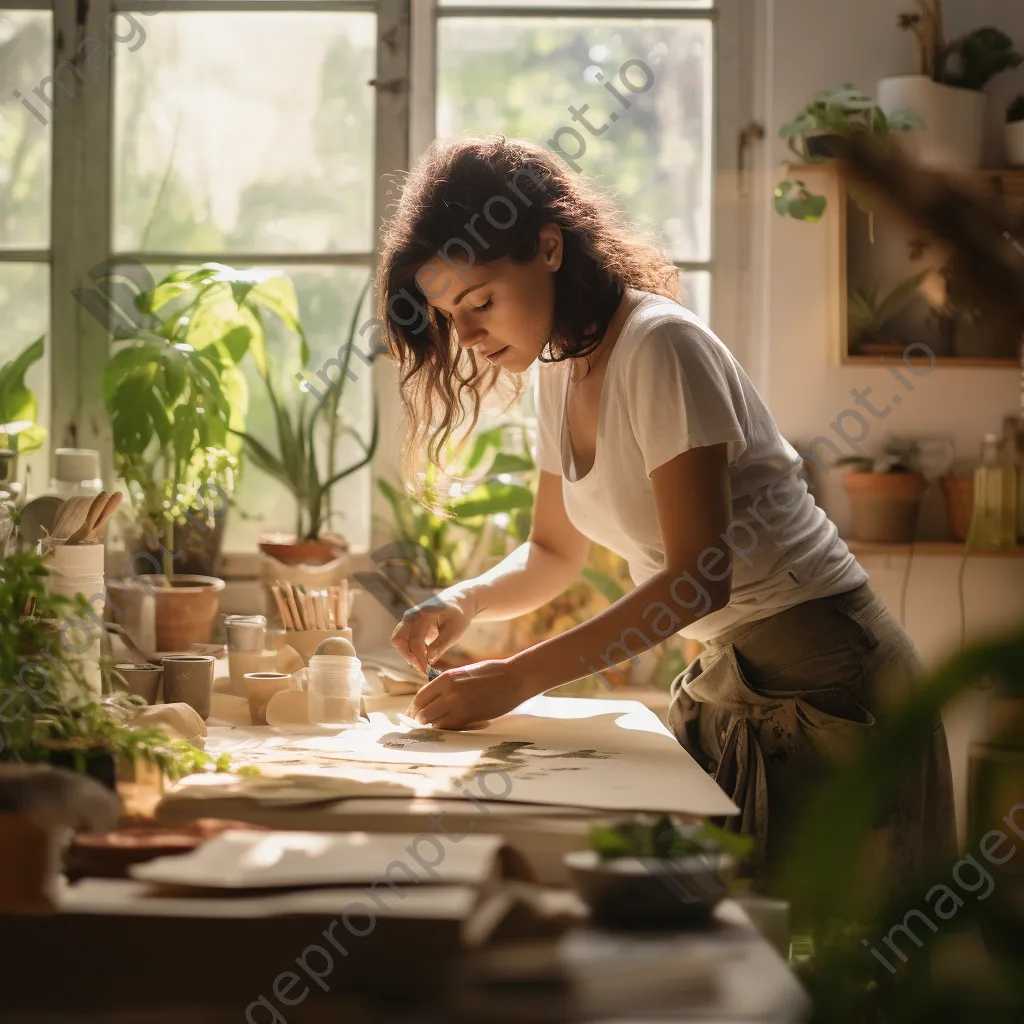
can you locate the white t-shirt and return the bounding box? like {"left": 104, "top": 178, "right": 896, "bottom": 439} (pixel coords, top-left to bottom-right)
{"left": 533, "top": 290, "right": 866, "bottom": 642}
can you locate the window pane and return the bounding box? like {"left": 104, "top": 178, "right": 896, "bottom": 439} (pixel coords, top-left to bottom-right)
{"left": 0, "top": 11, "right": 52, "bottom": 248}
{"left": 680, "top": 269, "right": 710, "bottom": 326}
{"left": 0, "top": 262, "right": 50, "bottom": 480}
{"left": 438, "top": 17, "right": 713, "bottom": 261}
{"left": 113, "top": 13, "right": 376, "bottom": 254}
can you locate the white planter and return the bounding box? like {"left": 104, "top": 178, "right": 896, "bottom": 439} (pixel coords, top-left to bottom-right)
{"left": 877, "top": 75, "right": 986, "bottom": 170}
{"left": 1006, "top": 120, "right": 1024, "bottom": 167}
{"left": 41, "top": 543, "right": 106, "bottom": 700}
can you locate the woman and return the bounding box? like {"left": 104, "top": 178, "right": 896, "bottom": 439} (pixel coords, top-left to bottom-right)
{"left": 378, "top": 134, "right": 955, "bottom": 886}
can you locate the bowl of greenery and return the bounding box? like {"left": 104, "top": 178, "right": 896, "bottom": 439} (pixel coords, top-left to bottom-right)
{"left": 565, "top": 816, "right": 750, "bottom": 929}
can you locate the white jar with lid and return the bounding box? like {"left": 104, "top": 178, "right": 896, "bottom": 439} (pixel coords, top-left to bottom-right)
{"left": 50, "top": 448, "right": 103, "bottom": 498}
{"left": 307, "top": 654, "right": 362, "bottom": 727}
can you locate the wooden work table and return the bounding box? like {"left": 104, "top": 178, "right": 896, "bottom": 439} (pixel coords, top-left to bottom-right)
{"left": 1, "top": 692, "right": 809, "bottom": 1023}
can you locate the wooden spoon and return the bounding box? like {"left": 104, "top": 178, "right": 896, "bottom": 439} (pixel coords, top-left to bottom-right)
{"left": 66, "top": 491, "right": 108, "bottom": 545}
{"left": 51, "top": 496, "right": 95, "bottom": 542}
{"left": 85, "top": 490, "right": 123, "bottom": 543}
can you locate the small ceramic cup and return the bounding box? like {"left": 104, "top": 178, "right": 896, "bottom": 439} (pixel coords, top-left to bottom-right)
{"left": 113, "top": 662, "right": 163, "bottom": 705}
{"left": 161, "top": 654, "right": 216, "bottom": 720}
{"left": 243, "top": 671, "right": 293, "bottom": 725}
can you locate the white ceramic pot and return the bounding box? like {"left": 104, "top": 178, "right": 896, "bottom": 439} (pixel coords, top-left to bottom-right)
{"left": 877, "top": 75, "right": 986, "bottom": 170}
{"left": 1006, "top": 120, "right": 1024, "bottom": 167}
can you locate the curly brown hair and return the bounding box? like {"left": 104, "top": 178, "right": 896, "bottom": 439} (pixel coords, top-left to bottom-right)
{"left": 376, "top": 134, "right": 680, "bottom": 488}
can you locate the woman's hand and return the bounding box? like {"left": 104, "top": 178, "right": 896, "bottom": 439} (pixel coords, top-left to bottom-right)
{"left": 405, "top": 659, "right": 530, "bottom": 731}
{"left": 390, "top": 587, "right": 478, "bottom": 674}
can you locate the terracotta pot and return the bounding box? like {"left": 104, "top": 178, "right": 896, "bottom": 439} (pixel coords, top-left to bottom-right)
{"left": 108, "top": 574, "right": 224, "bottom": 652}
{"left": 842, "top": 472, "right": 926, "bottom": 543}
{"left": 0, "top": 813, "right": 57, "bottom": 913}
{"left": 259, "top": 533, "right": 346, "bottom": 566}
{"left": 940, "top": 475, "right": 974, "bottom": 542}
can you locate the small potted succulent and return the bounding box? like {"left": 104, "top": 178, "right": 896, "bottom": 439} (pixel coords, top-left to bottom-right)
{"left": 847, "top": 269, "right": 930, "bottom": 355}
{"left": 877, "top": 1, "right": 1022, "bottom": 169}
{"left": 1006, "top": 94, "right": 1024, "bottom": 167}
{"left": 837, "top": 440, "right": 926, "bottom": 543}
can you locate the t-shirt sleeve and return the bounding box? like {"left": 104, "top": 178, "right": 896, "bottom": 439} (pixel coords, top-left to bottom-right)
{"left": 621, "top": 317, "right": 748, "bottom": 477}
{"left": 531, "top": 361, "right": 563, "bottom": 476}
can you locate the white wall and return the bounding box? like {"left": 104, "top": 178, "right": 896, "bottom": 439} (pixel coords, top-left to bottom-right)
{"left": 750, "top": 0, "right": 1024, "bottom": 844}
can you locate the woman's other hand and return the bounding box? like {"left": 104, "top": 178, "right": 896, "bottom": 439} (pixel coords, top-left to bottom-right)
{"left": 404, "top": 659, "right": 529, "bottom": 730}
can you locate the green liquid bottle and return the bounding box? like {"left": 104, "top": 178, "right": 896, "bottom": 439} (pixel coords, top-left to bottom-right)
{"left": 968, "top": 434, "right": 1018, "bottom": 549}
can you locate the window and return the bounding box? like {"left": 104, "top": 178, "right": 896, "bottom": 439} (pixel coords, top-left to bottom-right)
{"left": 0, "top": 7, "right": 52, "bottom": 485}
{"left": 9, "top": 0, "right": 745, "bottom": 559}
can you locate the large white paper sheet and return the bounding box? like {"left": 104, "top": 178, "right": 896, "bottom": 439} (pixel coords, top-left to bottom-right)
{"left": 195, "top": 695, "right": 737, "bottom": 818}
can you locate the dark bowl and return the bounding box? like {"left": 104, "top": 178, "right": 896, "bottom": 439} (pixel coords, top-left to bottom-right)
{"left": 565, "top": 849, "right": 735, "bottom": 930}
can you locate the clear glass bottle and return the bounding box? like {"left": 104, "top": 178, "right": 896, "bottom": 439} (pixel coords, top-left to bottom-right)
{"left": 969, "top": 434, "right": 1018, "bottom": 548}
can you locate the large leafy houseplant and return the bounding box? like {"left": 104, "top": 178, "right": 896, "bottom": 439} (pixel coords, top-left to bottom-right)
{"left": 101, "top": 265, "right": 281, "bottom": 578}
{"left": 231, "top": 276, "right": 379, "bottom": 557}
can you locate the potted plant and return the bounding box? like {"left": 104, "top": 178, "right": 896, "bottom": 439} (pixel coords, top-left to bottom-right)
{"left": 877, "top": 1, "right": 1022, "bottom": 169}
{"left": 0, "top": 552, "right": 229, "bottom": 788}
{"left": 565, "top": 816, "right": 751, "bottom": 929}
{"left": 836, "top": 440, "right": 926, "bottom": 543}
{"left": 1006, "top": 94, "right": 1024, "bottom": 167}
{"left": 370, "top": 422, "right": 537, "bottom": 659}
{"left": 102, "top": 265, "right": 266, "bottom": 650}
{"left": 233, "top": 277, "right": 379, "bottom": 566}
{"left": 100, "top": 264, "right": 325, "bottom": 583}
{"left": 774, "top": 84, "right": 922, "bottom": 226}
{"left": 0, "top": 336, "right": 47, "bottom": 503}
{"left": 847, "top": 269, "right": 930, "bottom": 355}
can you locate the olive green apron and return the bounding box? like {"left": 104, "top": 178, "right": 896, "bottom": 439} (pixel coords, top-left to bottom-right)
{"left": 667, "top": 582, "right": 957, "bottom": 898}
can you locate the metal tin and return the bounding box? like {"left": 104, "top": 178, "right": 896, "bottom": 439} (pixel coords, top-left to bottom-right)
{"left": 224, "top": 614, "right": 267, "bottom": 653}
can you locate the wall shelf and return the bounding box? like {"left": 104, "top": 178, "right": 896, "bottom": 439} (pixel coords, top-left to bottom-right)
{"left": 848, "top": 540, "right": 1024, "bottom": 557}
{"left": 841, "top": 355, "right": 1018, "bottom": 369}
{"left": 782, "top": 162, "right": 1024, "bottom": 367}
